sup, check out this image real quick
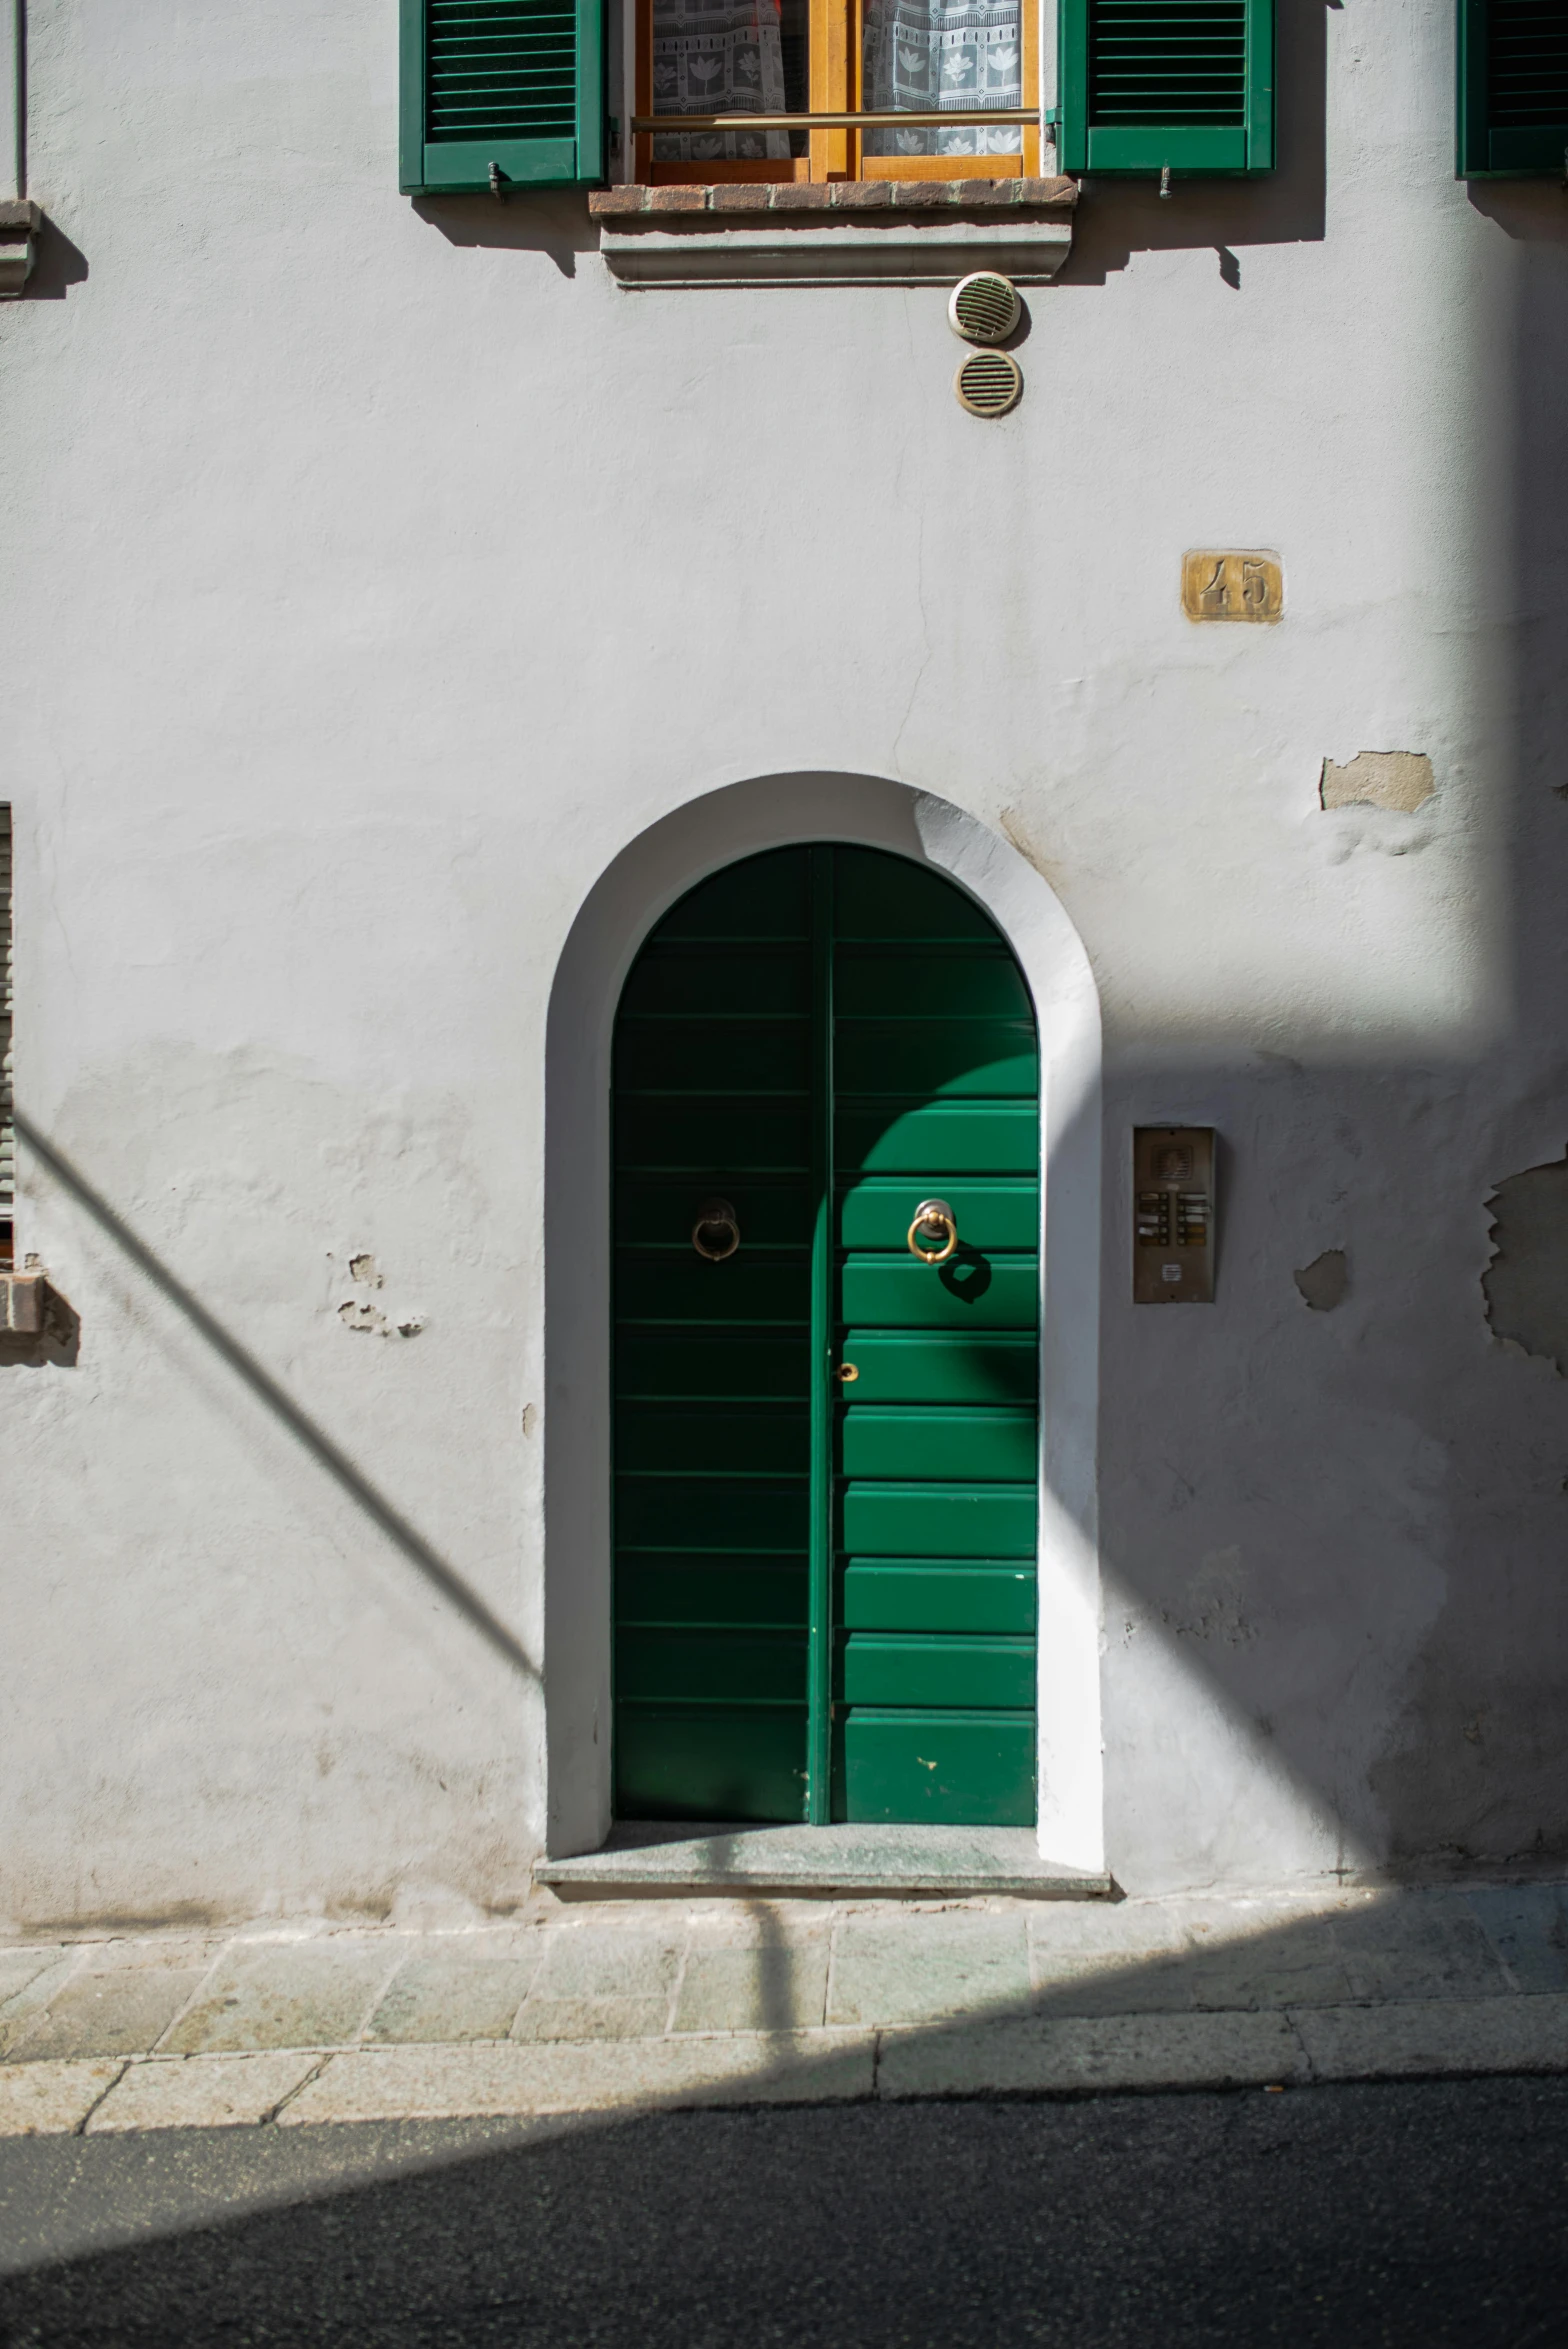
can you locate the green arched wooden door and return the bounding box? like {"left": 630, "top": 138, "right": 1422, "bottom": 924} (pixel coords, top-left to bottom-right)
{"left": 612, "top": 845, "right": 1039, "bottom": 1826}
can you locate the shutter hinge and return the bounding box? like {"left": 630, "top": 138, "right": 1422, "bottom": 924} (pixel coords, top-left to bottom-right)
{"left": 488, "top": 160, "right": 508, "bottom": 201}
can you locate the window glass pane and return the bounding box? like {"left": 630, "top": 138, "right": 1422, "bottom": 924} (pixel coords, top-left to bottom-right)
{"left": 862, "top": 0, "right": 1023, "bottom": 156}
{"left": 652, "top": 0, "right": 806, "bottom": 160}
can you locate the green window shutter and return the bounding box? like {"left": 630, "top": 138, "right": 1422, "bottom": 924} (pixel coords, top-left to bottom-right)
{"left": 399, "top": 0, "right": 604, "bottom": 195}
{"left": 1058, "top": 0, "right": 1274, "bottom": 176}
{"left": 1458, "top": 0, "right": 1568, "bottom": 176}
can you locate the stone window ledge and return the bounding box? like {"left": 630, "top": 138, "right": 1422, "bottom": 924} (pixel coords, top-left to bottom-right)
{"left": 591, "top": 176, "right": 1076, "bottom": 287}
{"left": 0, "top": 200, "right": 41, "bottom": 299}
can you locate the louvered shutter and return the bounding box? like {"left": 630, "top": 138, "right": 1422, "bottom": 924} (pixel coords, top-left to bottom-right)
{"left": 1058, "top": 0, "right": 1274, "bottom": 175}
{"left": 1459, "top": 0, "right": 1568, "bottom": 174}
{"left": 400, "top": 0, "right": 604, "bottom": 193}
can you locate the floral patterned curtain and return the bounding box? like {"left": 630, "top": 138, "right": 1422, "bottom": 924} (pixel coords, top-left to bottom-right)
{"left": 861, "top": 0, "right": 1022, "bottom": 158}
{"left": 652, "top": 0, "right": 790, "bottom": 161}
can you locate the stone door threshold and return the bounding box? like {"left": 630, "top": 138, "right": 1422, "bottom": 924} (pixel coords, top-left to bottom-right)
{"left": 535, "top": 1823, "right": 1112, "bottom": 1900}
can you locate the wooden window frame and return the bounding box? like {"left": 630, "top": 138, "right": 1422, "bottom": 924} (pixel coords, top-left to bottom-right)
{"left": 632, "top": 0, "right": 1042, "bottom": 182}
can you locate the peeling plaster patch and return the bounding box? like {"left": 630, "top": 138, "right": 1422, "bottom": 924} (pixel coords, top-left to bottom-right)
{"left": 1319, "top": 752, "right": 1434, "bottom": 813}
{"left": 333, "top": 1250, "right": 423, "bottom": 1339}
{"left": 1294, "top": 1249, "right": 1348, "bottom": 1311}
{"left": 1482, "top": 1151, "right": 1568, "bottom": 1375}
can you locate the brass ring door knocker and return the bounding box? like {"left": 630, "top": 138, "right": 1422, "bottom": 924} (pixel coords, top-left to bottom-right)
{"left": 692, "top": 1196, "right": 741, "bottom": 1261}
{"left": 907, "top": 1197, "right": 958, "bottom": 1264}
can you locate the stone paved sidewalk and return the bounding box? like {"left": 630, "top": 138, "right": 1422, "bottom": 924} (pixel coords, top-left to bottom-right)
{"left": 2, "top": 1878, "right": 1566, "bottom": 2135}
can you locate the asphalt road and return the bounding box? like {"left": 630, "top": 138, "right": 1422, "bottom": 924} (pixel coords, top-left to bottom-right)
{"left": 1, "top": 2076, "right": 1565, "bottom": 2347}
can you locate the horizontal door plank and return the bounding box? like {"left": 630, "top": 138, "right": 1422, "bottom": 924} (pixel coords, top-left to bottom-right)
{"left": 838, "top": 1178, "right": 1038, "bottom": 1253}
{"left": 831, "top": 1332, "right": 1037, "bottom": 1406}
{"left": 618, "top": 1181, "right": 814, "bottom": 1249}
{"left": 616, "top": 1018, "right": 811, "bottom": 1093}
{"left": 832, "top": 848, "right": 1005, "bottom": 943}
{"left": 617, "top": 1328, "right": 812, "bottom": 1401}
{"left": 652, "top": 846, "right": 811, "bottom": 942}
{"left": 839, "top": 1560, "right": 1037, "bottom": 1635}
{"left": 615, "top": 1249, "right": 811, "bottom": 1324}
{"left": 842, "top": 1481, "right": 1037, "bottom": 1558}
{"left": 839, "top": 1633, "right": 1036, "bottom": 1711}
{"left": 839, "top": 1257, "right": 1038, "bottom": 1330}
{"left": 839, "top": 1406, "right": 1036, "bottom": 1482}
{"left": 617, "top": 1558, "right": 809, "bottom": 1631}
{"left": 617, "top": 1626, "right": 809, "bottom": 1704}
{"left": 616, "top": 1096, "right": 810, "bottom": 1174}
{"left": 834, "top": 955, "right": 1032, "bottom": 1021}
{"left": 617, "top": 1473, "right": 810, "bottom": 1552}
{"left": 620, "top": 950, "right": 811, "bottom": 1019}
{"left": 616, "top": 1705, "right": 809, "bottom": 1823}
{"left": 837, "top": 1710, "right": 1035, "bottom": 1827}
{"left": 617, "top": 1403, "right": 811, "bottom": 1478}
{"left": 834, "top": 1019, "right": 1036, "bottom": 1099}
{"left": 836, "top": 1098, "right": 1037, "bottom": 1175}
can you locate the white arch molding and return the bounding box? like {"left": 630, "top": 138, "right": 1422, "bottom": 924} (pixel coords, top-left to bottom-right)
{"left": 543, "top": 775, "right": 1105, "bottom": 1871}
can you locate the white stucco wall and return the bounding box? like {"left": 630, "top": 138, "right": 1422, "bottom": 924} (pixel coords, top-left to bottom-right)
{"left": 3, "top": 0, "right": 1566, "bottom": 1928}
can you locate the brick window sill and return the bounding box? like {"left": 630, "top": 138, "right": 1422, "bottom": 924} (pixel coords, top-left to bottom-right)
{"left": 590, "top": 176, "right": 1077, "bottom": 287}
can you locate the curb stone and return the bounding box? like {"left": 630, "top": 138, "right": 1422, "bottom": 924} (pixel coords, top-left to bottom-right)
{"left": 4, "top": 1994, "right": 1568, "bottom": 2134}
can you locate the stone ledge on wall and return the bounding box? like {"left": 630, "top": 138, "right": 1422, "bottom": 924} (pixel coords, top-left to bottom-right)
{"left": 593, "top": 177, "right": 1078, "bottom": 287}
{"left": 0, "top": 201, "right": 40, "bottom": 299}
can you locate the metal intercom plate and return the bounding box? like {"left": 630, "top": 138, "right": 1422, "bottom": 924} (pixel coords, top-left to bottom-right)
{"left": 1133, "top": 1127, "right": 1216, "bottom": 1303}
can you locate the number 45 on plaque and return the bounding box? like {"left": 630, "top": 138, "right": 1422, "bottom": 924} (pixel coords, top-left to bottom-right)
{"left": 1182, "top": 549, "right": 1283, "bottom": 623}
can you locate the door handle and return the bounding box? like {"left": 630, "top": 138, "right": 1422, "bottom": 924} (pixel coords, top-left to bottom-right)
{"left": 835, "top": 1363, "right": 859, "bottom": 1383}
{"left": 691, "top": 1197, "right": 740, "bottom": 1261}
{"left": 908, "top": 1198, "right": 958, "bottom": 1264}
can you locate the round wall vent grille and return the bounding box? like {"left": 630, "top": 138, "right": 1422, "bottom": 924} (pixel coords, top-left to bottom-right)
{"left": 948, "top": 270, "right": 1021, "bottom": 345}
{"left": 954, "top": 348, "right": 1022, "bottom": 417}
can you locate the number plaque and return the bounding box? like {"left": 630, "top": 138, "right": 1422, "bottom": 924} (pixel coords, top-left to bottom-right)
{"left": 1181, "top": 550, "right": 1283, "bottom": 624}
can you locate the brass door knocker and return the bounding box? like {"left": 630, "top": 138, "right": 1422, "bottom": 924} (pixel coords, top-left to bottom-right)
{"left": 692, "top": 1196, "right": 741, "bottom": 1261}
{"left": 907, "top": 1198, "right": 958, "bottom": 1264}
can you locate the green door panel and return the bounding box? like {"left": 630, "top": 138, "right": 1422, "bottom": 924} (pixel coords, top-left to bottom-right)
{"left": 614, "top": 843, "right": 1040, "bottom": 1831}
{"left": 619, "top": 1558, "right": 809, "bottom": 1630}
{"left": 617, "top": 1627, "right": 808, "bottom": 1704}
{"left": 616, "top": 1019, "right": 812, "bottom": 1093}
{"left": 839, "top": 1561, "right": 1037, "bottom": 1634}
{"left": 833, "top": 1020, "right": 1037, "bottom": 1097}
{"left": 614, "top": 1250, "right": 810, "bottom": 1324}
{"left": 619, "top": 951, "right": 812, "bottom": 1019}
{"left": 616, "top": 1475, "right": 809, "bottom": 1553}
{"left": 838, "top": 1634, "right": 1037, "bottom": 1710}
{"left": 836, "top": 1711, "right": 1036, "bottom": 1826}
{"left": 840, "top": 1407, "right": 1036, "bottom": 1482}
{"left": 833, "top": 847, "right": 1003, "bottom": 942}
{"left": 834, "top": 954, "right": 1033, "bottom": 1021}
{"left": 617, "top": 1706, "right": 809, "bottom": 1822}
{"left": 838, "top": 1180, "right": 1038, "bottom": 1252}
{"left": 839, "top": 1259, "right": 1038, "bottom": 1330}
{"left": 618, "top": 1182, "right": 816, "bottom": 1248}
{"left": 616, "top": 1098, "right": 811, "bottom": 1174}
{"left": 616, "top": 1404, "right": 810, "bottom": 1478}
{"left": 832, "top": 1332, "right": 1038, "bottom": 1406}
{"left": 842, "top": 1482, "right": 1037, "bottom": 1558}
{"left": 616, "top": 1328, "right": 811, "bottom": 1401}
{"left": 835, "top": 1100, "right": 1038, "bottom": 1174}
{"left": 654, "top": 848, "right": 812, "bottom": 941}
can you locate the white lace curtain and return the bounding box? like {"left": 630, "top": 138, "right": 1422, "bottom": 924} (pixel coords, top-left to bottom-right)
{"left": 861, "top": 0, "right": 1022, "bottom": 157}
{"left": 652, "top": 0, "right": 789, "bottom": 161}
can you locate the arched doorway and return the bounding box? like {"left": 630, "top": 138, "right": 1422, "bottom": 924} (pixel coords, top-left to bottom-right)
{"left": 611, "top": 843, "right": 1040, "bottom": 1826}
